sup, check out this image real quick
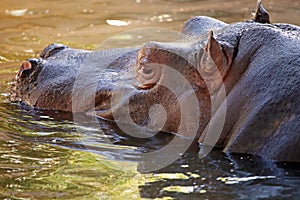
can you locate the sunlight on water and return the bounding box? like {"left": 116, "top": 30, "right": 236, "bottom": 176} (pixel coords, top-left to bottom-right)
{"left": 5, "top": 9, "right": 28, "bottom": 17}
{"left": 106, "top": 20, "right": 132, "bottom": 27}
{"left": 0, "top": 139, "right": 143, "bottom": 199}
{"left": 163, "top": 185, "right": 195, "bottom": 193}
{"left": 216, "top": 175, "right": 277, "bottom": 185}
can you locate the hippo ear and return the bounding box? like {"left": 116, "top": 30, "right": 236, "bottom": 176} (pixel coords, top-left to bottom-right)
{"left": 198, "top": 31, "right": 234, "bottom": 92}
{"left": 203, "top": 31, "right": 234, "bottom": 73}
{"left": 253, "top": 0, "right": 270, "bottom": 24}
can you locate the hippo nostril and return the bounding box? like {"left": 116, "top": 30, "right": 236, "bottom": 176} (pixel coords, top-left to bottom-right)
{"left": 40, "top": 43, "right": 69, "bottom": 59}
{"left": 18, "top": 58, "right": 43, "bottom": 79}
{"left": 20, "top": 61, "right": 32, "bottom": 71}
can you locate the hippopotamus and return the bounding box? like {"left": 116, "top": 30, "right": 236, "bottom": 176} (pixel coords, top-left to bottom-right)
{"left": 10, "top": 1, "right": 300, "bottom": 162}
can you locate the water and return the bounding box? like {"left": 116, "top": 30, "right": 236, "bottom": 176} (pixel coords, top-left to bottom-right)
{"left": 1, "top": 0, "right": 300, "bottom": 199}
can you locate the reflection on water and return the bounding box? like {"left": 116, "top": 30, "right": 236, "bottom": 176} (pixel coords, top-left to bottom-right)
{"left": 0, "top": 0, "right": 300, "bottom": 199}
{"left": 1, "top": 102, "right": 300, "bottom": 199}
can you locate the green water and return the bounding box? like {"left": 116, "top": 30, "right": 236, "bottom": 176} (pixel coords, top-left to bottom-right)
{"left": 0, "top": 0, "right": 299, "bottom": 199}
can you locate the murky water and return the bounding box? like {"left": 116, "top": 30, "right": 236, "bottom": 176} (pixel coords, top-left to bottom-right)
{"left": 0, "top": 0, "right": 300, "bottom": 199}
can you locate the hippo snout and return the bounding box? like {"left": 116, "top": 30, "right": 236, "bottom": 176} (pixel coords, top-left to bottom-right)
{"left": 16, "top": 43, "right": 70, "bottom": 81}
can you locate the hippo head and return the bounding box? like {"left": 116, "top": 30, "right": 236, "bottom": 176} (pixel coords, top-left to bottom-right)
{"left": 11, "top": 23, "right": 238, "bottom": 137}
{"left": 11, "top": 1, "right": 266, "bottom": 137}
{"left": 11, "top": 1, "right": 300, "bottom": 162}
{"left": 10, "top": 1, "right": 272, "bottom": 139}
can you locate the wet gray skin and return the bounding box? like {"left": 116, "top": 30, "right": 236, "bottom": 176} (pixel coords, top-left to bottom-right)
{"left": 11, "top": 2, "right": 300, "bottom": 162}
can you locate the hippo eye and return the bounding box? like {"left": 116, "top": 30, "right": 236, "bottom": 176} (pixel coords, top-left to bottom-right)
{"left": 142, "top": 66, "right": 153, "bottom": 75}
{"left": 138, "top": 64, "right": 156, "bottom": 80}
{"left": 135, "top": 63, "right": 161, "bottom": 89}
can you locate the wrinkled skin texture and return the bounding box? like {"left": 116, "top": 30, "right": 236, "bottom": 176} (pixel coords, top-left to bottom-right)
{"left": 199, "top": 23, "right": 300, "bottom": 162}
{"left": 11, "top": 3, "right": 300, "bottom": 162}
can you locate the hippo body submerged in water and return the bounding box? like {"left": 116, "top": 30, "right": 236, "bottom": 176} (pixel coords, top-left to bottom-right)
{"left": 11, "top": 2, "right": 300, "bottom": 162}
